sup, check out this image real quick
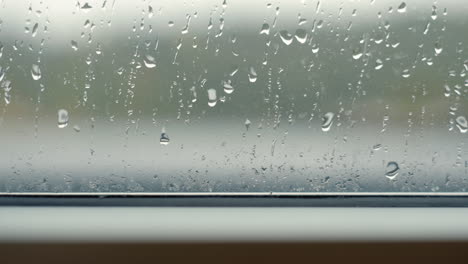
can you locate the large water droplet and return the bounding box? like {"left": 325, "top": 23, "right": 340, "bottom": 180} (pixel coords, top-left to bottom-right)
{"left": 160, "top": 132, "right": 170, "bottom": 145}
{"left": 144, "top": 54, "right": 157, "bottom": 68}
{"left": 71, "top": 40, "right": 78, "bottom": 51}
{"left": 402, "top": 69, "right": 410, "bottom": 78}
{"left": 223, "top": 81, "right": 234, "bottom": 94}
{"left": 248, "top": 66, "right": 257, "bottom": 83}
{"left": 455, "top": 116, "right": 467, "bottom": 133}
{"left": 148, "top": 5, "right": 154, "bottom": 18}
{"left": 397, "top": 2, "right": 407, "bottom": 13}
{"left": 385, "top": 161, "right": 399, "bottom": 179}
{"left": 311, "top": 43, "right": 319, "bottom": 54}
{"left": 31, "top": 64, "right": 42, "bottom": 80}
{"left": 81, "top": 2, "right": 93, "bottom": 12}
{"left": 207, "top": 88, "right": 217, "bottom": 107}
{"left": 279, "top": 30, "right": 293, "bottom": 45}
{"left": 431, "top": 5, "right": 437, "bottom": 20}
{"left": 294, "top": 29, "right": 307, "bottom": 44}
{"left": 352, "top": 47, "right": 363, "bottom": 60}
{"left": 57, "top": 109, "right": 69, "bottom": 128}
{"left": 245, "top": 119, "right": 251, "bottom": 130}
{"left": 321, "top": 112, "right": 334, "bottom": 132}
{"left": 260, "top": 23, "right": 270, "bottom": 35}
{"left": 375, "top": 59, "right": 383, "bottom": 70}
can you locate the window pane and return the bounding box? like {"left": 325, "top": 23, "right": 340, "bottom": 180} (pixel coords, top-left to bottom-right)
{"left": 0, "top": 0, "right": 467, "bottom": 192}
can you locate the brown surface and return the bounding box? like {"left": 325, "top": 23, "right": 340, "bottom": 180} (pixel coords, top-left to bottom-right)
{"left": 1, "top": 242, "right": 467, "bottom": 264}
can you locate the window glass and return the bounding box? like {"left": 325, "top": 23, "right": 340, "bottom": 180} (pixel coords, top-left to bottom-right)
{"left": 0, "top": 0, "right": 467, "bottom": 192}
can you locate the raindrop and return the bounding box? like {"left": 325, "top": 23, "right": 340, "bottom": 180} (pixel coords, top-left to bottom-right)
{"left": 294, "top": 29, "right": 307, "bottom": 44}
{"left": 311, "top": 44, "right": 319, "bottom": 54}
{"left": 455, "top": 116, "right": 467, "bottom": 133}
{"left": 248, "top": 66, "right": 257, "bottom": 83}
{"left": 148, "top": 5, "right": 154, "bottom": 18}
{"left": 279, "top": 30, "right": 293, "bottom": 45}
{"left": 259, "top": 23, "right": 270, "bottom": 35}
{"left": 431, "top": 5, "right": 437, "bottom": 20}
{"left": 31, "top": 64, "right": 42, "bottom": 80}
{"left": 375, "top": 59, "right": 383, "bottom": 70}
{"left": 160, "top": 132, "right": 170, "bottom": 145}
{"left": 397, "top": 2, "right": 407, "bottom": 13}
{"left": 31, "top": 23, "right": 38, "bottom": 37}
{"left": 321, "top": 112, "right": 334, "bottom": 132}
{"left": 0, "top": 66, "right": 4, "bottom": 82}
{"left": 423, "top": 22, "right": 430, "bottom": 35}
{"left": 245, "top": 119, "right": 251, "bottom": 130}
{"left": 402, "top": 69, "right": 410, "bottom": 78}
{"left": 207, "top": 88, "right": 217, "bottom": 107}
{"left": 73, "top": 125, "right": 81, "bottom": 132}
{"left": 443, "top": 84, "right": 451, "bottom": 97}
{"left": 168, "top": 21, "right": 174, "bottom": 27}
{"left": 81, "top": 2, "right": 93, "bottom": 12}
{"left": 229, "top": 65, "right": 238, "bottom": 76}
{"left": 385, "top": 161, "right": 399, "bottom": 179}
{"left": 144, "top": 54, "right": 157, "bottom": 68}
{"left": 57, "top": 109, "right": 69, "bottom": 128}
{"left": 373, "top": 144, "right": 382, "bottom": 150}
{"left": 352, "top": 47, "right": 363, "bottom": 60}
{"left": 223, "top": 81, "right": 234, "bottom": 94}
{"left": 71, "top": 40, "right": 78, "bottom": 51}
{"left": 434, "top": 42, "right": 443, "bottom": 55}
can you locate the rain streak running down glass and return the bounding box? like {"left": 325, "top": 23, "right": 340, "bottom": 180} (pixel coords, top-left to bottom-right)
{"left": 0, "top": 0, "right": 467, "bottom": 193}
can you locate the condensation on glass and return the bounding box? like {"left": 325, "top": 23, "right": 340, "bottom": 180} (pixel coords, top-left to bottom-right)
{"left": 0, "top": 0, "right": 467, "bottom": 192}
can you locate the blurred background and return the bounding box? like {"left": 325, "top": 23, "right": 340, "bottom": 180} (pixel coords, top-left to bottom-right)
{"left": 0, "top": 0, "right": 467, "bottom": 192}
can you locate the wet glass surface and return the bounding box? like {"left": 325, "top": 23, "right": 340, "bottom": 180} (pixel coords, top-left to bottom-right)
{"left": 0, "top": 0, "right": 467, "bottom": 192}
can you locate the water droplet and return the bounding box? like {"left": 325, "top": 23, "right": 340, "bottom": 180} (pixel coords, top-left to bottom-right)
{"left": 260, "top": 23, "right": 270, "bottom": 35}
{"left": 402, "top": 69, "right": 410, "bottom": 78}
{"left": 373, "top": 144, "right": 382, "bottom": 150}
{"left": 168, "top": 21, "right": 174, "bottom": 27}
{"left": 144, "top": 54, "right": 156, "bottom": 68}
{"left": 352, "top": 47, "right": 363, "bottom": 60}
{"left": 311, "top": 44, "right": 319, "bottom": 54}
{"left": 294, "top": 29, "right": 307, "bottom": 44}
{"left": 279, "top": 30, "right": 293, "bottom": 45}
{"left": 245, "top": 119, "right": 251, "bottom": 130}
{"left": 431, "top": 5, "right": 437, "bottom": 20}
{"left": 31, "top": 64, "right": 42, "bottom": 80}
{"left": 207, "top": 88, "right": 217, "bottom": 107}
{"left": 31, "top": 23, "right": 38, "bottom": 37}
{"left": 434, "top": 42, "right": 443, "bottom": 55}
{"left": 81, "top": 2, "right": 93, "bottom": 12}
{"left": 321, "top": 112, "right": 334, "bottom": 132}
{"left": 71, "top": 40, "right": 78, "bottom": 51}
{"left": 229, "top": 65, "right": 238, "bottom": 76}
{"left": 397, "top": 2, "right": 407, "bottom": 13}
{"left": 148, "top": 5, "right": 154, "bottom": 18}
{"left": 73, "top": 125, "right": 81, "bottom": 132}
{"left": 385, "top": 161, "right": 399, "bottom": 179}
{"left": 375, "top": 59, "right": 383, "bottom": 70}
{"left": 160, "top": 132, "right": 170, "bottom": 145}
{"left": 248, "top": 66, "right": 257, "bottom": 83}
{"left": 455, "top": 116, "right": 467, "bottom": 133}
{"left": 223, "top": 81, "right": 234, "bottom": 94}
{"left": 443, "top": 84, "right": 451, "bottom": 97}
{"left": 57, "top": 109, "right": 69, "bottom": 128}
{"left": 0, "top": 66, "right": 4, "bottom": 82}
